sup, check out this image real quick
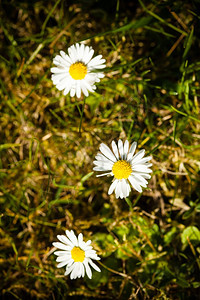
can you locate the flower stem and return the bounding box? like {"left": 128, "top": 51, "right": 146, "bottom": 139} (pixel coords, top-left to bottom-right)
{"left": 125, "top": 197, "right": 132, "bottom": 210}
{"left": 79, "top": 97, "right": 86, "bottom": 133}
{"left": 98, "top": 261, "right": 135, "bottom": 283}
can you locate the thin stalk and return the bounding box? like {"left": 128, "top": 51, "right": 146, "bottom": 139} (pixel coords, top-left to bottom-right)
{"left": 79, "top": 97, "right": 86, "bottom": 133}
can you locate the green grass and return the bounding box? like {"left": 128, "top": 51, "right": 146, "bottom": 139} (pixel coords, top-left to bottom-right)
{"left": 0, "top": 0, "right": 200, "bottom": 299}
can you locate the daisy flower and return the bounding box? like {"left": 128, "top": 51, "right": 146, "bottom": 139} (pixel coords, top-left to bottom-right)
{"left": 51, "top": 43, "right": 106, "bottom": 98}
{"left": 93, "top": 139, "right": 152, "bottom": 199}
{"left": 52, "top": 230, "right": 101, "bottom": 280}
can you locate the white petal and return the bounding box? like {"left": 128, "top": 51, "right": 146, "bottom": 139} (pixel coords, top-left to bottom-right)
{"left": 118, "top": 139, "right": 124, "bottom": 159}
{"left": 91, "top": 63, "right": 106, "bottom": 69}
{"left": 79, "top": 81, "right": 89, "bottom": 97}
{"left": 108, "top": 179, "right": 118, "bottom": 195}
{"left": 127, "top": 141, "right": 137, "bottom": 161}
{"left": 132, "top": 165, "right": 152, "bottom": 173}
{"left": 96, "top": 72, "right": 105, "bottom": 78}
{"left": 85, "top": 240, "right": 91, "bottom": 246}
{"left": 65, "top": 264, "right": 75, "bottom": 276}
{"left": 84, "top": 48, "right": 94, "bottom": 65}
{"left": 95, "top": 153, "right": 113, "bottom": 163}
{"left": 86, "top": 72, "right": 100, "bottom": 84}
{"left": 123, "top": 140, "right": 129, "bottom": 160}
{"left": 56, "top": 255, "right": 71, "bottom": 262}
{"left": 93, "top": 160, "right": 113, "bottom": 170}
{"left": 76, "top": 262, "right": 84, "bottom": 278}
{"left": 70, "top": 263, "right": 78, "bottom": 279}
{"left": 75, "top": 84, "right": 81, "bottom": 98}
{"left": 115, "top": 180, "right": 122, "bottom": 198}
{"left": 80, "top": 239, "right": 90, "bottom": 250}
{"left": 68, "top": 44, "right": 77, "bottom": 63}
{"left": 57, "top": 260, "right": 68, "bottom": 268}
{"left": 70, "top": 88, "right": 76, "bottom": 97}
{"left": 121, "top": 179, "right": 127, "bottom": 197}
{"left": 111, "top": 141, "right": 119, "bottom": 159}
{"left": 60, "top": 51, "right": 72, "bottom": 64}
{"left": 88, "top": 56, "right": 106, "bottom": 69}
{"left": 131, "top": 149, "right": 145, "bottom": 164}
{"left": 93, "top": 166, "right": 111, "bottom": 172}
{"left": 57, "top": 234, "right": 74, "bottom": 247}
{"left": 51, "top": 67, "right": 67, "bottom": 74}
{"left": 52, "top": 242, "right": 71, "bottom": 251}
{"left": 82, "top": 87, "right": 89, "bottom": 97}
{"left": 81, "top": 262, "right": 85, "bottom": 277}
{"left": 54, "top": 250, "right": 68, "bottom": 256}
{"left": 74, "top": 43, "right": 80, "bottom": 54}
{"left": 79, "top": 43, "right": 85, "bottom": 60}
{"left": 81, "top": 78, "right": 94, "bottom": 92}
{"left": 56, "top": 77, "right": 68, "bottom": 91}
{"left": 100, "top": 143, "right": 117, "bottom": 162}
{"left": 83, "top": 45, "right": 90, "bottom": 62}
{"left": 77, "top": 262, "right": 84, "bottom": 278}
{"left": 53, "top": 55, "right": 69, "bottom": 67}
{"left": 87, "top": 55, "right": 102, "bottom": 66}
{"left": 78, "top": 233, "right": 83, "bottom": 246}
{"left": 93, "top": 159, "right": 113, "bottom": 166}
{"left": 84, "top": 260, "right": 92, "bottom": 279}
{"left": 71, "top": 262, "right": 82, "bottom": 279}
{"left": 136, "top": 172, "right": 151, "bottom": 179}
{"left": 51, "top": 73, "right": 67, "bottom": 83}
{"left": 132, "top": 173, "right": 148, "bottom": 186}
{"left": 144, "top": 163, "right": 152, "bottom": 168}
{"left": 121, "top": 179, "right": 130, "bottom": 198}
{"left": 84, "top": 73, "right": 96, "bottom": 84}
{"left": 65, "top": 230, "right": 78, "bottom": 246}
{"left": 96, "top": 172, "right": 112, "bottom": 177}
{"left": 133, "top": 156, "right": 152, "bottom": 164}
{"left": 63, "top": 82, "right": 72, "bottom": 95}
{"left": 88, "top": 258, "right": 101, "bottom": 272}
{"left": 85, "top": 253, "right": 99, "bottom": 260}
{"left": 85, "top": 249, "right": 99, "bottom": 258}
{"left": 128, "top": 175, "right": 142, "bottom": 193}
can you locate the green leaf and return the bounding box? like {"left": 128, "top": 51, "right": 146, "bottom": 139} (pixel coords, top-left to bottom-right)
{"left": 11, "top": 242, "right": 18, "bottom": 263}
{"left": 114, "top": 225, "right": 130, "bottom": 240}
{"left": 0, "top": 143, "right": 20, "bottom": 151}
{"left": 192, "top": 282, "right": 200, "bottom": 288}
{"left": 182, "top": 26, "right": 194, "bottom": 60}
{"left": 164, "top": 227, "right": 177, "bottom": 245}
{"left": 182, "top": 207, "right": 194, "bottom": 220}
{"left": 26, "top": 248, "right": 33, "bottom": 270}
{"left": 81, "top": 16, "right": 153, "bottom": 41}
{"left": 86, "top": 94, "right": 103, "bottom": 113}
{"left": 176, "top": 277, "right": 190, "bottom": 288}
{"left": 170, "top": 105, "right": 200, "bottom": 123}
{"left": 80, "top": 172, "right": 94, "bottom": 184}
{"left": 196, "top": 204, "right": 200, "bottom": 212}
{"left": 181, "top": 226, "right": 200, "bottom": 245}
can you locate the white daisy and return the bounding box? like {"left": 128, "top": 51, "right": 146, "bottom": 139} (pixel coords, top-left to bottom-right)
{"left": 93, "top": 139, "right": 152, "bottom": 199}
{"left": 51, "top": 43, "right": 106, "bottom": 98}
{"left": 52, "top": 230, "right": 101, "bottom": 280}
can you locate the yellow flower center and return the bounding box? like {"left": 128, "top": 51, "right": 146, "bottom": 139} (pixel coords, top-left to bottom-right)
{"left": 112, "top": 160, "right": 132, "bottom": 180}
{"left": 69, "top": 62, "right": 87, "bottom": 80}
{"left": 71, "top": 246, "right": 85, "bottom": 262}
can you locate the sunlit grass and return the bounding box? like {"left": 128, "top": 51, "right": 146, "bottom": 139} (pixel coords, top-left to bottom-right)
{"left": 0, "top": 0, "right": 200, "bottom": 299}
